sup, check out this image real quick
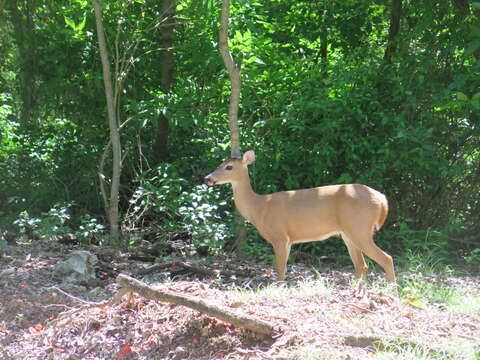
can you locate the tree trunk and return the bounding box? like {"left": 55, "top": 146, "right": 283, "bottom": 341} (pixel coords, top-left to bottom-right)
{"left": 320, "top": 36, "right": 328, "bottom": 64}
{"left": 153, "top": 0, "right": 176, "bottom": 161}
{"left": 93, "top": 0, "right": 122, "bottom": 237}
{"left": 219, "top": 0, "right": 241, "bottom": 159}
{"left": 233, "top": 213, "right": 247, "bottom": 256}
{"left": 8, "top": 0, "right": 38, "bottom": 124}
{"left": 219, "top": 0, "right": 246, "bottom": 254}
{"left": 384, "top": 0, "right": 402, "bottom": 63}
{"left": 159, "top": 0, "right": 175, "bottom": 91}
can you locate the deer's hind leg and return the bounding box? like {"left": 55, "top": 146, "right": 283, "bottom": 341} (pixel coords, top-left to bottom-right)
{"left": 342, "top": 233, "right": 369, "bottom": 280}
{"left": 343, "top": 230, "right": 396, "bottom": 283}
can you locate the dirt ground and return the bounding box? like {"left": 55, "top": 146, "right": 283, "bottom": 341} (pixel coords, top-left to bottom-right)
{"left": 0, "top": 240, "right": 479, "bottom": 360}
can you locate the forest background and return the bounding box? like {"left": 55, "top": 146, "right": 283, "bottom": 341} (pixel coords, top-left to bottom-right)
{"left": 1, "top": 0, "right": 479, "bottom": 268}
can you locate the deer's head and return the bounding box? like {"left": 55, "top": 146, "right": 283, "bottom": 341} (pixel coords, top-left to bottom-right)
{"left": 204, "top": 150, "right": 255, "bottom": 186}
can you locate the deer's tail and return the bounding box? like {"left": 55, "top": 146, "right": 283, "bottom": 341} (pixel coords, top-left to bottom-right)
{"left": 375, "top": 195, "right": 389, "bottom": 231}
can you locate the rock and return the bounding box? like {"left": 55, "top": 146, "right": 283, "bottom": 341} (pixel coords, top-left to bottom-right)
{"left": 55, "top": 250, "right": 98, "bottom": 284}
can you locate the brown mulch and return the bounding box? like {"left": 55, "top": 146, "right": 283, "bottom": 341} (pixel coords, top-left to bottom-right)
{"left": 0, "top": 240, "right": 479, "bottom": 360}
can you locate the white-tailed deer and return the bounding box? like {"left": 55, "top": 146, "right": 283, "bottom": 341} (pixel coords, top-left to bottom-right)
{"left": 204, "top": 150, "right": 396, "bottom": 283}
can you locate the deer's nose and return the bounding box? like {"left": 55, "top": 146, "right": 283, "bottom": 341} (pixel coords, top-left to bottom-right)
{"left": 204, "top": 175, "right": 215, "bottom": 186}
{"left": 204, "top": 174, "right": 217, "bottom": 186}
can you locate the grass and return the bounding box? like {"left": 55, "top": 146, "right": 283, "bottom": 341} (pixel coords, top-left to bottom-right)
{"left": 396, "top": 251, "right": 480, "bottom": 314}
{"left": 276, "top": 345, "right": 341, "bottom": 360}
{"left": 276, "top": 338, "right": 479, "bottom": 360}
{"left": 372, "top": 344, "right": 449, "bottom": 360}
{"left": 371, "top": 336, "right": 480, "bottom": 360}
{"left": 228, "top": 277, "right": 333, "bottom": 304}
{"left": 445, "top": 292, "right": 480, "bottom": 314}
{"left": 275, "top": 336, "right": 479, "bottom": 360}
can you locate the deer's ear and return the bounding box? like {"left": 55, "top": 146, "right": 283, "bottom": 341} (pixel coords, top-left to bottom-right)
{"left": 242, "top": 150, "right": 256, "bottom": 165}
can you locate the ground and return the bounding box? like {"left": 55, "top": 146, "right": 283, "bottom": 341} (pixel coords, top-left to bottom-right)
{"left": 0, "top": 240, "right": 479, "bottom": 360}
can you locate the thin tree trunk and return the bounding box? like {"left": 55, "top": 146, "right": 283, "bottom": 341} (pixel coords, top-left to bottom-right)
{"left": 384, "top": 0, "right": 402, "bottom": 63}
{"left": 233, "top": 214, "right": 247, "bottom": 256}
{"left": 219, "top": 0, "right": 247, "bottom": 253}
{"left": 153, "top": 0, "right": 176, "bottom": 160}
{"left": 8, "top": 0, "right": 38, "bottom": 123}
{"left": 219, "top": 0, "right": 246, "bottom": 254}
{"left": 160, "top": 0, "right": 175, "bottom": 91}
{"left": 219, "top": 0, "right": 241, "bottom": 159}
{"left": 93, "top": 0, "right": 122, "bottom": 237}
{"left": 320, "top": 37, "right": 328, "bottom": 64}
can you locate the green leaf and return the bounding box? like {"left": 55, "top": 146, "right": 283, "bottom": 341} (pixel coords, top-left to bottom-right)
{"left": 64, "top": 17, "right": 76, "bottom": 30}
{"left": 455, "top": 91, "right": 468, "bottom": 102}
{"left": 77, "top": 16, "right": 86, "bottom": 32}
{"left": 472, "top": 92, "right": 480, "bottom": 102}
{"left": 73, "top": 0, "right": 88, "bottom": 7}
{"left": 472, "top": 2, "right": 480, "bottom": 10}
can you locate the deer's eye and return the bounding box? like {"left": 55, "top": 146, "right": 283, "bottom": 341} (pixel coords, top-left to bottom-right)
{"left": 225, "top": 165, "right": 233, "bottom": 171}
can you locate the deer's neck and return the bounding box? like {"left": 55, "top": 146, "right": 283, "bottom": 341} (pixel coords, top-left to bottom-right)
{"left": 231, "top": 172, "right": 262, "bottom": 223}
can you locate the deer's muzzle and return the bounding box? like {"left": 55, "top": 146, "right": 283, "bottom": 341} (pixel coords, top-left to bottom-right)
{"left": 204, "top": 175, "right": 216, "bottom": 186}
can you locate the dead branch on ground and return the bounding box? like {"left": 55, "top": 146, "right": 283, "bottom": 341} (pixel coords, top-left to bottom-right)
{"left": 116, "top": 273, "right": 279, "bottom": 336}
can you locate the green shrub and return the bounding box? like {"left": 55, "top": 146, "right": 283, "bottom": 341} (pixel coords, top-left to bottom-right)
{"left": 125, "top": 162, "right": 235, "bottom": 254}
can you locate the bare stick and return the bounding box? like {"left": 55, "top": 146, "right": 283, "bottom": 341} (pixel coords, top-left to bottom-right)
{"left": 52, "top": 286, "right": 99, "bottom": 305}
{"left": 116, "top": 273, "right": 279, "bottom": 336}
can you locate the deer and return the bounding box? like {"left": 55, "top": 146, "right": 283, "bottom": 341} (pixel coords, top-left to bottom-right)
{"left": 204, "top": 150, "right": 396, "bottom": 283}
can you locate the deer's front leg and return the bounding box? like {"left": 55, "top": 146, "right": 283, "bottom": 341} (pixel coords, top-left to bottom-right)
{"left": 271, "top": 239, "right": 292, "bottom": 281}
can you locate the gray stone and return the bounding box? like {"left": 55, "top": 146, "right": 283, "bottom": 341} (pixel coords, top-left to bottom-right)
{"left": 55, "top": 250, "right": 98, "bottom": 284}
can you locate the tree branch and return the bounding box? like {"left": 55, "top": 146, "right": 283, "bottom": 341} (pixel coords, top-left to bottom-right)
{"left": 116, "top": 273, "right": 279, "bottom": 336}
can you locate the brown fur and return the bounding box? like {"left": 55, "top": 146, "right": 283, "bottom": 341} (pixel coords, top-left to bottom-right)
{"left": 205, "top": 150, "right": 396, "bottom": 283}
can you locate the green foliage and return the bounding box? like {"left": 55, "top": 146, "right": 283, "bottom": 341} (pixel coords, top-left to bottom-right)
{"left": 243, "top": 230, "right": 271, "bottom": 258}
{"left": 464, "top": 248, "right": 480, "bottom": 266}
{"left": 13, "top": 203, "right": 72, "bottom": 240}
{"left": 10, "top": 203, "right": 105, "bottom": 244}
{"left": 75, "top": 215, "right": 106, "bottom": 244}
{"left": 0, "top": 0, "right": 478, "bottom": 260}
{"left": 126, "top": 162, "right": 235, "bottom": 254}
{"left": 178, "top": 184, "right": 233, "bottom": 253}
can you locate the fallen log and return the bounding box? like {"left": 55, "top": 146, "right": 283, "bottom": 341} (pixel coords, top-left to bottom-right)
{"left": 116, "top": 273, "right": 279, "bottom": 336}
